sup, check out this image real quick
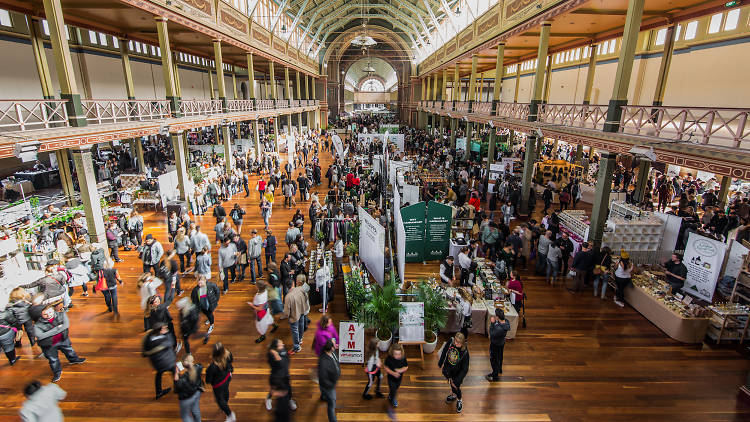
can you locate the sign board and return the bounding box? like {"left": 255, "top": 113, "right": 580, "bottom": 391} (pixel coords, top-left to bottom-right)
{"left": 723, "top": 240, "right": 749, "bottom": 279}
{"left": 401, "top": 202, "right": 426, "bottom": 262}
{"left": 358, "top": 206, "right": 386, "bottom": 285}
{"left": 338, "top": 321, "right": 365, "bottom": 363}
{"left": 470, "top": 141, "right": 481, "bottom": 153}
{"left": 379, "top": 124, "right": 399, "bottom": 133}
{"left": 455, "top": 137, "right": 467, "bottom": 152}
{"left": 399, "top": 302, "right": 425, "bottom": 342}
{"left": 393, "top": 181, "right": 406, "bottom": 284}
{"left": 332, "top": 134, "right": 344, "bottom": 160}
{"left": 683, "top": 232, "right": 727, "bottom": 301}
{"left": 424, "top": 201, "right": 453, "bottom": 260}
{"left": 402, "top": 184, "right": 420, "bottom": 205}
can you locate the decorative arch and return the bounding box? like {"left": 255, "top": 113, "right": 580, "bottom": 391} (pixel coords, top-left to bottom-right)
{"left": 356, "top": 75, "right": 387, "bottom": 91}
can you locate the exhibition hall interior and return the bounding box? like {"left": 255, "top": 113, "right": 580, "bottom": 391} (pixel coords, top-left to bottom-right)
{"left": 1, "top": 0, "right": 750, "bottom": 420}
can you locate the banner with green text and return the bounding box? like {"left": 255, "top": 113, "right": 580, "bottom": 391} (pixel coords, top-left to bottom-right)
{"left": 425, "top": 201, "right": 452, "bottom": 260}
{"left": 401, "top": 202, "right": 426, "bottom": 262}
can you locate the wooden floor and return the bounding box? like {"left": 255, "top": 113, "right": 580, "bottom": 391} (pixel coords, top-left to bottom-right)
{"left": 2, "top": 148, "right": 750, "bottom": 422}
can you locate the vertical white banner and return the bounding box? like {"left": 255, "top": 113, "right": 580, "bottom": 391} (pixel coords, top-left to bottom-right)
{"left": 358, "top": 206, "right": 385, "bottom": 285}
{"left": 393, "top": 182, "right": 406, "bottom": 285}
{"left": 683, "top": 232, "right": 727, "bottom": 301}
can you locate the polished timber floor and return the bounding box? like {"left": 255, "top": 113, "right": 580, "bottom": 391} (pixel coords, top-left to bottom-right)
{"left": 2, "top": 150, "right": 750, "bottom": 422}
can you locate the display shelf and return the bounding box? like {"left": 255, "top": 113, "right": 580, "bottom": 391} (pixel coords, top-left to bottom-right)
{"left": 708, "top": 257, "right": 750, "bottom": 343}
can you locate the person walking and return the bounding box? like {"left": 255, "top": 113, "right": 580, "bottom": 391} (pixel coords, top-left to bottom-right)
{"left": 194, "top": 248, "right": 212, "bottom": 281}
{"left": 333, "top": 235, "right": 344, "bottom": 280}
{"left": 229, "top": 204, "right": 245, "bottom": 235}
{"left": 128, "top": 209, "right": 144, "bottom": 247}
{"left": 438, "top": 332, "right": 470, "bottom": 413}
{"left": 173, "top": 354, "right": 203, "bottom": 422}
{"left": 569, "top": 242, "right": 594, "bottom": 294}
{"left": 94, "top": 262, "right": 123, "bottom": 318}
{"left": 265, "top": 338, "right": 297, "bottom": 412}
{"left": 361, "top": 338, "right": 384, "bottom": 399}
{"left": 613, "top": 250, "right": 634, "bottom": 308}
{"left": 383, "top": 344, "right": 409, "bottom": 408}
{"left": 546, "top": 241, "right": 562, "bottom": 286}
{"left": 142, "top": 322, "right": 177, "bottom": 399}
{"left": 313, "top": 315, "right": 339, "bottom": 357}
{"left": 0, "top": 307, "right": 20, "bottom": 366}
{"left": 283, "top": 275, "right": 309, "bottom": 354}
{"left": 248, "top": 282, "right": 278, "bottom": 343}
{"left": 34, "top": 306, "right": 86, "bottom": 383}
{"left": 264, "top": 229, "right": 277, "bottom": 267}
{"left": 176, "top": 298, "right": 206, "bottom": 354}
{"left": 140, "top": 234, "right": 164, "bottom": 274}
{"left": 486, "top": 309, "right": 511, "bottom": 382}
{"left": 218, "top": 238, "right": 238, "bottom": 294}
{"left": 248, "top": 229, "right": 264, "bottom": 284}
{"left": 317, "top": 339, "right": 340, "bottom": 422}
{"left": 173, "top": 228, "right": 191, "bottom": 273}
{"left": 232, "top": 233, "right": 248, "bottom": 282}
{"left": 206, "top": 343, "right": 235, "bottom": 422}
{"left": 105, "top": 222, "right": 122, "bottom": 262}
{"left": 19, "top": 380, "right": 67, "bottom": 422}
{"left": 190, "top": 275, "right": 220, "bottom": 339}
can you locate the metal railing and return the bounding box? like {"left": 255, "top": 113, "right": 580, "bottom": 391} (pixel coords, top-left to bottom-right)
{"left": 277, "top": 100, "right": 289, "bottom": 108}
{"left": 455, "top": 101, "right": 469, "bottom": 113}
{"left": 256, "top": 99, "right": 274, "bottom": 110}
{"left": 0, "top": 100, "right": 69, "bottom": 131}
{"left": 290, "top": 99, "right": 300, "bottom": 107}
{"left": 472, "top": 101, "right": 492, "bottom": 115}
{"left": 226, "top": 99, "right": 254, "bottom": 112}
{"left": 538, "top": 103, "right": 609, "bottom": 130}
{"left": 179, "top": 100, "right": 222, "bottom": 116}
{"left": 619, "top": 105, "right": 750, "bottom": 149}
{"left": 81, "top": 99, "right": 171, "bottom": 125}
{"left": 495, "top": 102, "right": 531, "bottom": 120}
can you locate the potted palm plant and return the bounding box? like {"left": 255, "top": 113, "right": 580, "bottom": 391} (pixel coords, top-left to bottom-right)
{"left": 417, "top": 281, "right": 448, "bottom": 353}
{"left": 356, "top": 281, "right": 403, "bottom": 352}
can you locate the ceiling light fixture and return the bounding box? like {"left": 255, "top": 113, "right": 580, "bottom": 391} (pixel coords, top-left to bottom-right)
{"left": 351, "top": 0, "right": 376, "bottom": 49}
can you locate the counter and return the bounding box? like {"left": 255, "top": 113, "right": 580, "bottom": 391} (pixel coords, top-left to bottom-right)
{"left": 624, "top": 284, "right": 709, "bottom": 343}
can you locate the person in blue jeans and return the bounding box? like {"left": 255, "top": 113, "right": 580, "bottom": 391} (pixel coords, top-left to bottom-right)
{"left": 283, "top": 275, "right": 309, "bottom": 354}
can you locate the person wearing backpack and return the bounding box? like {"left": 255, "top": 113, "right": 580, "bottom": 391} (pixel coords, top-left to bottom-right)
{"left": 486, "top": 308, "right": 511, "bottom": 382}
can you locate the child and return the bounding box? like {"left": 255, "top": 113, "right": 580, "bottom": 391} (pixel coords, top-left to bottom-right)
{"left": 383, "top": 343, "right": 408, "bottom": 408}
{"left": 362, "top": 338, "right": 384, "bottom": 400}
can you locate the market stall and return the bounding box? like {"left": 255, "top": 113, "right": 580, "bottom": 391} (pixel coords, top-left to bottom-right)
{"left": 627, "top": 269, "right": 710, "bottom": 343}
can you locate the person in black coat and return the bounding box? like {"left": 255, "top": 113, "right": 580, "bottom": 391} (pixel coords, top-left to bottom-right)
{"left": 279, "top": 254, "right": 295, "bottom": 297}
{"left": 438, "top": 332, "right": 470, "bottom": 413}
{"left": 206, "top": 343, "right": 234, "bottom": 421}
{"left": 142, "top": 322, "right": 177, "bottom": 399}
{"left": 190, "top": 276, "right": 220, "bottom": 336}
{"left": 177, "top": 298, "right": 207, "bottom": 354}
{"left": 173, "top": 354, "right": 204, "bottom": 422}
{"left": 0, "top": 308, "right": 20, "bottom": 366}
{"left": 265, "top": 338, "right": 296, "bottom": 412}
{"left": 145, "top": 295, "right": 177, "bottom": 347}
{"left": 317, "top": 339, "right": 340, "bottom": 422}
{"left": 34, "top": 306, "right": 86, "bottom": 383}
{"left": 486, "top": 309, "right": 511, "bottom": 382}
{"left": 213, "top": 204, "right": 226, "bottom": 224}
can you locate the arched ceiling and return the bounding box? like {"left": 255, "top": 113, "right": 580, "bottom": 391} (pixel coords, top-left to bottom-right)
{"left": 284, "top": 0, "right": 461, "bottom": 57}
{"left": 343, "top": 57, "right": 398, "bottom": 91}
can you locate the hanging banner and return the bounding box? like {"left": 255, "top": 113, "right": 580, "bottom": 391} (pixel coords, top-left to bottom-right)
{"left": 402, "top": 184, "right": 420, "bottom": 205}
{"left": 683, "top": 232, "right": 727, "bottom": 302}
{"left": 399, "top": 302, "right": 425, "bottom": 342}
{"left": 425, "top": 201, "right": 453, "bottom": 260}
{"left": 723, "top": 240, "right": 750, "bottom": 279}
{"left": 401, "top": 202, "right": 426, "bottom": 262}
{"left": 332, "top": 134, "right": 344, "bottom": 159}
{"left": 338, "top": 321, "right": 365, "bottom": 364}
{"left": 379, "top": 124, "right": 399, "bottom": 133}
{"left": 393, "top": 182, "right": 406, "bottom": 285}
{"left": 358, "top": 206, "right": 385, "bottom": 285}
{"left": 455, "top": 137, "right": 467, "bottom": 152}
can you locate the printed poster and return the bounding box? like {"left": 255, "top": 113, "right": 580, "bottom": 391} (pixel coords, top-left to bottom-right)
{"left": 401, "top": 202, "right": 426, "bottom": 262}
{"left": 683, "top": 232, "right": 727, "bottom": 301}
{"left": 399, "top": 302, "right": 425, "bottom": 342}
{"left": 338, "top": 321, "right": 365, "bottom": 363}
{"left": 425, "top": 201, "right": 452, "bottom": 260}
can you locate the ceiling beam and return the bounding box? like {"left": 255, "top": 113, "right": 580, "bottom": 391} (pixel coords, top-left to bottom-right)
{"left": 570, "top": 8, "right": 667, "bottom": 17}
{"left": 269, "top": 0, "right": 290, "bottom": 33}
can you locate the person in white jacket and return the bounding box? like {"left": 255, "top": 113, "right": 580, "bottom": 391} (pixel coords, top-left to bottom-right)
{"left": 20, "top": 380, "right": 66, "bottom": 422}
{"left": 315, "top": 258, "right": 332, "bottom": 313}
{"left": 247, "top": 229, "right": 264, "bottom": 284}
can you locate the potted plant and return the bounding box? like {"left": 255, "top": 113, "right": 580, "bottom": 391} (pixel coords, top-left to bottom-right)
{"left": 356, "top": 281, "right": 402, "bottom": 352}
{"left": 315, "top": 230, "right": 326, "bottom": 245}
{"left": 345, "top": 272, "right": 370, "bottom": 319}
{"left": 417, "top": 281, "right": 448, "bottom": 353}
{"left": 345, "top": 242, "right": 358, "bottom": 258}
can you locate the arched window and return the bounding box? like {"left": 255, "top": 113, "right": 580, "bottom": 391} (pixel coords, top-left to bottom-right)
{"left": 361, "top": 78, "right": 386, "bottom": 92}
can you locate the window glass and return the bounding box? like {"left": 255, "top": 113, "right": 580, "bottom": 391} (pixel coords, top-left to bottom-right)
{"left": 113, "top": 37, "right": 119, "bottom": 49}
{"left": 99, "top": 33, "right": 108, "bottom": 46}
{"left": 655, "top": 28, "right": 666, "bottom": 46}
{"left": 675, "top": 24, "right": 682, "bottom": 41}
{"left": 0, "top": 9, "right": 10, "bottom": 27}
{"left": 89, "top": 30, "right": 98, "bottom": 44}
{"left": 135, "top": 42, "right": 141, "bottom": 53}
{"left": 685, "top": 21, "right": 698, "bottom": 39}
{"left": 608, "top": 39, "right": 616, "bottom": 54}
{"left": 724, "top": 8, "right": 740, "bottom": 31}
{"left": 708, "top": 13, "right": 723, "bottom": 34}
{"left": 574, "top": 48, "right": 580, "bottom": 60}
{"left": 42, "top": 20, "right": 50, "bottom": 36}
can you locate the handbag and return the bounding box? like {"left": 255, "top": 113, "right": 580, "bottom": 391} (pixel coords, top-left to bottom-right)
{"left": 593, "top": 255, "right": 608, "bottom": 275}
{"left": 239, "top": 253, "right": 248, "bottom": 265}
{"left": 94, "top": 270, "right": 107, "bottom": 292}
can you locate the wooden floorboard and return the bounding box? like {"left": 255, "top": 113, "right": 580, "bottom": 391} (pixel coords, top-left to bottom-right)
{"left": 1, "top": 146, "right": 749, "bottom": 421}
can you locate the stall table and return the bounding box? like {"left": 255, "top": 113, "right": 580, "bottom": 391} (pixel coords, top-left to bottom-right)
{"left": 484, "top": 300, "right": 519, "bottom": 339}
{"left": 624, "top": 284, "right": 709, "bottom": 343}
{"left": 441, "top": 305, "right": 488, "bottom": 335}
{"left": 14, "top": 169, "right": 57, "bottom": 189}
{"left": 2, "top": 180, "right": 34, "bottom": 195}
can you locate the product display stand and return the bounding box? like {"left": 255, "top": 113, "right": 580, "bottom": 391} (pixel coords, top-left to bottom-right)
{"left": 707, "top": 268, "right": 750, "bottom": 343}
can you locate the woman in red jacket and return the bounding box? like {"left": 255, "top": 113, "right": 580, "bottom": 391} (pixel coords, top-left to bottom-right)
{"left": 468, "top": 191, "right": 481, "bottom": 212}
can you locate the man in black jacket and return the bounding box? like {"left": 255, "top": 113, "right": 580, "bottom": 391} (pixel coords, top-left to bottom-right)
{"left": 486, "top": 309, "right": 511, "bottom": 382}
{"left": 569, "top": 242, "right": 595, "bottom": 294}
{"left": 190, "top": 276, "right": 220, "bottom": 337}
{"left": 142, "top": 322, "right": 177, "bottom": 399}
{"left": 558, "top": 233, "right": 575, "bottom": 279}
{"left": 280, "top": 254, "right": 295, "bottom": 297}
{"left": 34, "top": 306, "right": 85, "bottom": 383}
{"left": 317, "top": 339, "right": 340, "bottom": 422}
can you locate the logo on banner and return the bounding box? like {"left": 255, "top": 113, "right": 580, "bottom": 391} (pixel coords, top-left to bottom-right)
{"left": 338, "top": 321, "right": 364, "bottom": 363}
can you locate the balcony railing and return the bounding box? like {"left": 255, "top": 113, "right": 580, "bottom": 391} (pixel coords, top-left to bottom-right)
{"left": 290, "top": 99, "right": 300, "bottom": 107}
{"left": 179, "top": 100, "right": 222, "bottom": 116}
{"left": 226, "top": 99, "right": 254, "bottom": 112}
{"left": 538, "top": 103, "right": 609, "bottom": 130}
{"left": 495, "top": 102, "right": 531, "bottom": 120}
{"left": 619, "top": 105, "right": 750, "bottom": 149}
{"left": 455, "top": 101, "right": 470, "bottom": 113}
{"left": 472, "top": 102, "right": 492, "bottom": 115}
{"left": 0, "top": 100, "right": 69, "bottom": 131}
{"left": 256, "top": 99, "right": 274, "bottom": 110}
{"left": 82, "top": 99, "right": 171, "bottom": 125}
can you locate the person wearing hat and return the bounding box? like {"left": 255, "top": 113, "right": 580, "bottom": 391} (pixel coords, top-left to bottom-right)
{"left": 486, "top": 308, "right": 511, "bottom": 382}
{"left": 613, "top": 250, "right": 634, "bottom": 308}
{"left": 139, "top": 234, "right": 164, "bottom": 274}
